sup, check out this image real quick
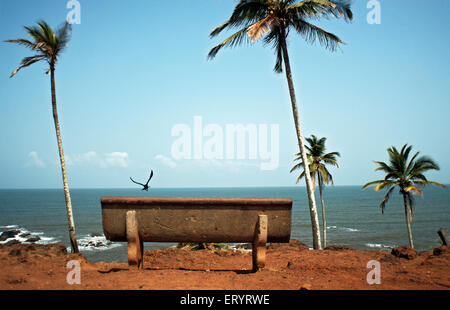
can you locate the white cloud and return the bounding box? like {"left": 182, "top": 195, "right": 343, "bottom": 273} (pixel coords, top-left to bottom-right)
{"left": 70, "top": 151, "right": 129, "bottom": 168}
{"left": 104, "top": 152, "right": 129, "bottom": 168}
{"left": 26, "top": 151, "right": 45, "bottom": 168}
{"left": 155, "top": 154, "right": 177, "bottom": 168}
{"left": 65, "top": 154, "right": 74, "bottom": 166}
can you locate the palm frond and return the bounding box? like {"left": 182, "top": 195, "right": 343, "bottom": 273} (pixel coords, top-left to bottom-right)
{"left": 4, "top": 38, "right": 39, "bottom": 51}
{"left": 374, "top": 181, "right": 396, "bottom": 191}
{"left": 247, "top": 15, "right": 273, "bottom": 43}
{"left": 290, "top": 17, "right": 345, "bottom": 52}
{"left": 413, "top": 180, "right": 447, "bottom": 188}
{"left": 374, "top": 160, "right": 395, "bottom": 175}
{"left": 362, "top": 179, "right": 385, "bottom": 190}
{"left": 290, "top": 161, "right": 304, "bottom": 172}
{"left": 209, "top": 0, "right": 270, "bottom": 38}
{"left": 210, "top": 21, "right": 231, "bottom": 38}
{"left": 288, "top": 0, "right": 353, "bottom": 22}
{"left": 318, "top": 164, "right": 333, "bottom": 185}
{"left": 405, "top": 151, "right": 420, "bottom": 176}
{"left": 410, "top": 156, "right": 440, "bottom": 176}
{"left": 208, "top": 25, "right": 253, "bottom": 59}
{"left": 380, "top": 186, "right": 394, "bottom": 214}
{"left": 55, "top": 22, "right": 72, "bottom": 54}
{"left": 9, "top": 55, "right": 45, "bottom": 78}
{"left": 295, "top": 170, "right": 306, "bottom": 184}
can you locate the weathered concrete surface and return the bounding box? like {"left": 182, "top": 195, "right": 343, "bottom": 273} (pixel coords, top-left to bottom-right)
{"left": 252, "top": 214, "right": 268, "bottom": 272}
{"left": 126, "top": 210, "right": 143, "bottom": 269}
{"left": 101, "top": 197, "right": 292, "bottom": 243}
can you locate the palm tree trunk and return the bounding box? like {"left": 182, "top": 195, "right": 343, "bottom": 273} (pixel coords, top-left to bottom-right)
{"left": 402, "top": 192, "right": 414, "bottom": 248}
{"left": 318, "top": 175, "right": 327, "bottom": 248}
{"left": 50, "top": 66, "right": 79, "bottom": 253}
{"left": 280, "top": 32, "right": 322, "bottom": 250}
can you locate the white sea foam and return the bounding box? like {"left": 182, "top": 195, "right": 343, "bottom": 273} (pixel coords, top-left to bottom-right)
{"left": 366, "top": 243, "right": 394, "bottom": 249}
{"left": 77, "top": 234, "right": 121, "bottom": 251}
{"left": 342, "top": 227, "right": 360, "bottom": 232}
{"left": 326, "top": 226, "right": 359, "bottom": 232}
{"left": 0, "top": 225, "right": 18, "bottom": 229}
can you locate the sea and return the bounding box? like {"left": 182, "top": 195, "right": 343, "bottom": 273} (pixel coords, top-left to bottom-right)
{"left": 0, "top": 186, "right": 448, "bottom": 262}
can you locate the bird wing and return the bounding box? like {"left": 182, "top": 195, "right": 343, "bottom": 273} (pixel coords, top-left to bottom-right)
{"left": 130, "top": 177, "right": 145, "bottom": 187}
{"left": 146, "top": 170, "right": 154, "bottom": 185}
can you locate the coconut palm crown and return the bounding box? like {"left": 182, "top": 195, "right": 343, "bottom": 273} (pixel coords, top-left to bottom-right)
{"left": 207, "top": 0, "right": 353, "bottom": 72}
{"left": 291, "top": 135, "right": 340, "bottom": 188}
{"left": 6, "top": 20, "right": 71, "bottom": 77}
{"left": 363, "top": 144, "right": 446, "bottom": 248}
{"left": 291, "top": 135, "right": 339, "bottom": 247}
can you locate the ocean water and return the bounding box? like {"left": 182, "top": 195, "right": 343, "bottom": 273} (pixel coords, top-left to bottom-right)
{"left": 0, "top": 186, "right": 448, "bottom": 263}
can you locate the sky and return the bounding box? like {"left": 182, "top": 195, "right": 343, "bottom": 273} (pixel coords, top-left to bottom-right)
{"left": 0, "top": 0, "right": 449, "bottom": 189}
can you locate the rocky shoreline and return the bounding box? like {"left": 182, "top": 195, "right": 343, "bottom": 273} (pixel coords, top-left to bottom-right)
{"left": 0, "top": 229, "right": 114, "bottom": 249}
{"left": 0, "top": 230, "right": 42, "bottom": 246}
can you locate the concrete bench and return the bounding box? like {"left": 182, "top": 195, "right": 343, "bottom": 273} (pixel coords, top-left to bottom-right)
{"left": 101, "top": 197, "right": 292, "bottom": 271}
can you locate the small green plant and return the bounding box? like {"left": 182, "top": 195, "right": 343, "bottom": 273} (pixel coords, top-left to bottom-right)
{"left": 429, "top": 239, "right": 444, "bottom": 250}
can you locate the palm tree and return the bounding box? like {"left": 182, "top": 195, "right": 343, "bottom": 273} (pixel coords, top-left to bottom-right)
{"left": 5, "top": 21, "right": 79, "bottom": 253}
{"left": 290, "top": 135, "right": 339, "bottom": 248}
{"left": 207, "top": 0, "right": 353, "bottom": 249}
{"left": 363, "top": 144, "right": 446, "bottom": 249}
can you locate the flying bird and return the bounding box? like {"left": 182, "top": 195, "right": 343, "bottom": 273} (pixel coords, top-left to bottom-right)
{"left": 130, "top": 170, "right": 154, "bottom": 191}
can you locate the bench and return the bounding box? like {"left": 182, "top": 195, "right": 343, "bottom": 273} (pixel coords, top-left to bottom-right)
{"left": 100, "top": 197, "right": 292, "bottom": 272}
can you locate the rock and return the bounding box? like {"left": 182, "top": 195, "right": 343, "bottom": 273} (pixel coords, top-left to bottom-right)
{"left": 433, "top": 246, "right": 450, "bottom": 256}
{"left": 235, "top": 243, "right": 252, "bottom": 250}
{"left": 25, "top": 236, "right": 41, "bottom": 243}
{"left": 19, "top": 233, "right": 31, "bottom": 238}
{"left": 4, "top": 239, "right": 20, "bottom": 246}
{"left": 90, "top": 232, "right": 103, "bottom": 237}
{"left": 0, "top": 230, "right": 20, "bottom": 241}
{"left": 324, "top": 245, "right": 354, "bottom": 251}
{"left": 391, "top": 245, "right": 417, "bottom": 260}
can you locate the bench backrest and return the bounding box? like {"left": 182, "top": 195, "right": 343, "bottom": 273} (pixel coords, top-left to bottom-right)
{"left": 101, "top": 197, "right": 292, "bottom": 243}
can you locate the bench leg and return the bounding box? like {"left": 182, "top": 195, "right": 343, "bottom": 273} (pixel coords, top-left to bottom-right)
{"left": 252, "top": 214, "right": 268, "bottom": 272}
{"left": 126, "top": 210, "right": 143, "bottom": 269}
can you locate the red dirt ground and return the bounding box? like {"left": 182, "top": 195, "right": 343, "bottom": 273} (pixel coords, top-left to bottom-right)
{"left": 0, "top": 241, "right": 449, "bottom": 290}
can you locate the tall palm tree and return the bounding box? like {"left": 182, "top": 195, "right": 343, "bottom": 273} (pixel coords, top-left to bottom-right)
{"left": 5, "top": 21, "right": 79, "bottom": 253}
{"left": 363, "top": 144, "right": 446, "bottom": 249}
{"left": 207, "top": 0, "right": 353, "bottom": 249}
{"left": 290, "top": 135, "right": 339, "bottom": 248}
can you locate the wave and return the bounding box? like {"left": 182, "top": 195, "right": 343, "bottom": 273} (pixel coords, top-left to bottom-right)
{"left": 77, "top": 234, "right": 122, "bottom": 252}
{"left": 342, "top": 227, "right": 359, "bottom": 232}
{"left": 366, "top": 243, "right": 394, "bottom": 249}
{"left": 0, "top": 225, "right": 18, "bottom": 229}
{"left": 326, "top": 226, "right": 360, "bottom": 232}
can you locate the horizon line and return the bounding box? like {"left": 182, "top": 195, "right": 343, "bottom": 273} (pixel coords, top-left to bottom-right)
{"left": 1, "top": 184, "right": 449, "bottom": 190}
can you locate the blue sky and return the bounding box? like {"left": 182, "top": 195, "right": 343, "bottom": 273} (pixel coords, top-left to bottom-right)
{"left": 0, "top": 0, "right": 449, "bottom": 188}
